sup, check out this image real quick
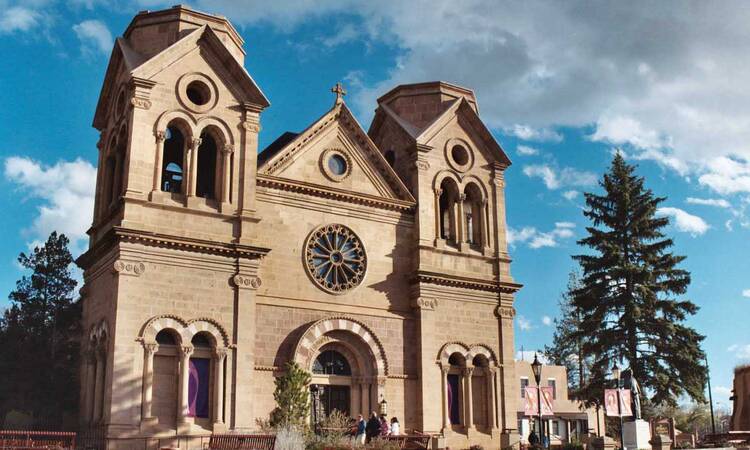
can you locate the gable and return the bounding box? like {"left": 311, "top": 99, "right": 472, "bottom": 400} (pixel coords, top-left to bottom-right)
{"left": 259, "top": 103, "right": 415, "bottom": 206}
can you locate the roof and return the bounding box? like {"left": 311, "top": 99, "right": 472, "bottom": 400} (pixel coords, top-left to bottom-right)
{"left": 258, "top": 132, "right": 299, "bottom": 166}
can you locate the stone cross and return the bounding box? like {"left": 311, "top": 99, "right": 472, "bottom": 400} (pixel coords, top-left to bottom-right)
{"left": 331, "top": 82, "right": 347, "bottom": 105}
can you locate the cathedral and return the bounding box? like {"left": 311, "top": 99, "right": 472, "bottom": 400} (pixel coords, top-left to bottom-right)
{"left": 77, "top": 5, "right": 522, "bottom": 449}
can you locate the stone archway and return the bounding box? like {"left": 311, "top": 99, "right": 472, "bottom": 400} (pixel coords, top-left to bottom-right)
{"left": 293, "top": 317, "right": 389, "bottom": 417}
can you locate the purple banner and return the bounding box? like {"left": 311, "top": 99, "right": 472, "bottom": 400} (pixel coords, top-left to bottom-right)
{"left": 188, "top": 358, "right": 210, "bottom": 418}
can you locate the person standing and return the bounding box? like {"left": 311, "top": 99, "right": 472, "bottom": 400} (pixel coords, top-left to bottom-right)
{"left": 390, "top": 417, "right": 400, "bottom": 436}
{"left": 366, "top": 411, "right": 380, "bottom": 443}
{"left": 379, "top": 415, "right": 390, "bottom": 437}
{"left": 355, "top": 414, "right": 366, "bottom": 444}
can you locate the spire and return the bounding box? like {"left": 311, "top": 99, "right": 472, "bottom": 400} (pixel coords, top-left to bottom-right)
{"left": 331, "top": 82, "right": 346, "bottom": 105}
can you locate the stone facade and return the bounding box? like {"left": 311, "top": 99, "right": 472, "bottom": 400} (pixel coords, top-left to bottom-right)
{"left": 77, "top": 5, "right": 522, "bottom": 449}
{"left": 731, "top": 365, "right": 750, "bottom": 431}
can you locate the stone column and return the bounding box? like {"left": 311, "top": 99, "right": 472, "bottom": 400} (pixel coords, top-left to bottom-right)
{"left": 213, "top": 347, "right": 227, "bottom": 428}
{"left": 92, "top": 347, "right": 105, "bottom": 423}
{"left": 141, "top": 343, "right": 158, "bottom": 423}
{"left": 151, "top": 130, "right": 166, "bottom": 193}
{"left": 482, "top": 198, "right": 491, "bottom": 251}
{"left": 187, "top": 137, "right": 202, "bottom": 199}
{"left": 360, "top": 379, "right": 370, "bottom": 416}
{"left": 456, "top": 193, "right": 466, "bottom": 244}
{"left": 221, "top": 145, "right": 233, "bottom": 203}
{"left": 82, "top": 350, "right": 96, "bottom": 424}
{"left": 441, "top": 365, "right": 451, "bottom": 433}
{"left": 111, "top": 152, "right": 123, "bottom": 206}
{"left": 487, "top": 367, "right": 497, "bottom": 431}
{"left": 463, "top": 366, "right": 474, "bottom": 430}
{"left": 433, "top": 188, "right": 443, "bottom": 243}
{"left": 177, "top": 345, "right": 194, "bottom": 423}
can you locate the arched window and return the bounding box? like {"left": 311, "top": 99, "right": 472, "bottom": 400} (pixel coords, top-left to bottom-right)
{"left": 313, "top": 350, "right": 352, "bottom": 376}
{"left": 196, "top": 132, "right": 217, "bottom": 199}
{"left": 161, "top": 126, "right": 185, "bottom": 193}
{"left": 104, "top": 155, "right": 116, "bottom": 207}
{"left": 439, "top": 178, "right": 460, "bottom": 243}
{"left": 153, "top": 329, "right": 180, "bottom": 426}
{"left": 189, "top": 332, "right": 213, "bottom": 419}
{"left": 447, "top": 353, "right": 465, "bottom": 425}
{"left": 463, "top": 184, "right": 484, "bottom": 246}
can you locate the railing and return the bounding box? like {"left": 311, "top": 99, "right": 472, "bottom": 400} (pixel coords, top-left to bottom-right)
{"left": 206, "top": 434, "right": 276, "bottom": 450}
{"left": 0, "top": 430, "right": 76, "bottom": 450}
{"left": 383, "top": 432, "right": 432, "bottom": 450}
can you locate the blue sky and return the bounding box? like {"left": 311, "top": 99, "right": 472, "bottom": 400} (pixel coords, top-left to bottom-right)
{"left": 0, "top": 0, "right": 747, "bottom": 412}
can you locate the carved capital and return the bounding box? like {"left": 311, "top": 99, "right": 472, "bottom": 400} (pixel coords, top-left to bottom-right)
{"left": 241, "top": 121, "right": 261, "bottom": 133}
{"left": 222, "top": 144, "right": 234, "bottom": 154}
{"left": 180, "top": 346, "right": 194, "bottom": 358}
{"left": 190, "top": 137, "right": 203, "bottom": 149}
{"left": 413, "top": 297, "right": 438, "bottom": 311}
{"left": 213, "top": 347, "right": 228, "bottom": 361}
{"left": 416, "top": 159, "right": 430, "bottom": 171}
{"left": 113, "top": 260, "right": 146, "bottom": 277}
{"left": 155, "top": 130, "right": 167, "bottom": 143}
{"left": 440, "top": 364, "right": 450, "bottom": 375}
{"left": 130, "top": 97, "right": 151, "bottom": 110}
{"left": 233, "top": 274, "right": 262, "bottom": 290}
{"left": 458, "top": 193, "right": 467, "bottom": 202}
{"left": 434, "top": 188, "right": 443, "bottom": 196}
{"left": 495, "top": 305, "right": 516, "bottom": 319}
{"left": 462, "top": 366, "right": 474, "bottom": 377}
{"left": 377, "top": 376, "right": 387, "bottom": 389}
{"left": 143, "top": 343, "right": 159, "bottom": 356}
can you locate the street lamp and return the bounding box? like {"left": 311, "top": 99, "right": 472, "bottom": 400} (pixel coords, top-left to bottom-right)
{"left": 612, "top": 362, "right": 625, "bottom": 450}
{"left": 532, "top": 353, "right": 544, "bottom": 448}
{"left": 380, "top": 396, "right": 388, "bottom": 416}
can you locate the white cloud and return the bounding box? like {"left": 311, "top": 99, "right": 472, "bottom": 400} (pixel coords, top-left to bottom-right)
{"left": 506, "top": 125, "right": 563, "bottom": 143}
{"left": 517, "top": 145, "right": 539, "bottom": 156}
{"left": 728, "top": 344, "right": 750, "bottom": 360}
{"left": 0, "top": 6, "right": 40, "bottom": 33}
{"left": 73, "top": 20, "right": 113, "bottom": 55}
{"left": 563, "top": 190, "right": 579, "bottom": 200}
{"left": 321, "top": 23, "right": 359, "bottom": 47}
{"left": 742, "top": 289, "right": 750, "bottom": 298}
{"left": 698, "top": 156, "right": 750, "bottom": 195}
{"left": 4, "top": 156, "right": 96, "bottom": 255}
{"left": 686, "top": 197, "right": 731, "bottom": 208}
{"left": 515, "top": 350, "right": 548, "bottom": 363}
{"left": 542, "top": 316, "right": 553, "bottom": 326}
{"left": 523, "top": 164, "right": 597, "bottom": 190}
{"left": 591, "top": 115, "right": 669, "bottom": 151}
{"left": 656, "top": 207, "right": 710, "bottom": 236}
{"left": 508, "top": 222, "right": 576, "bottom": 249}
{"left": 517, "top": 315, "right": 532, "bottom": 331}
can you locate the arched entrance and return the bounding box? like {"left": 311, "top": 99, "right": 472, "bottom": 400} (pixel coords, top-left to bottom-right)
{"left": 293, "top": 317, "right": 388, "bottom": 418}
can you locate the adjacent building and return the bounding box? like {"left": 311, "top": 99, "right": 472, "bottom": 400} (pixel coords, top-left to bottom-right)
{"left": 77, "top": 5, "right": 523, "bottom": 449}
{"left": 516, "top": 360, "right": 605, "bottom": 445}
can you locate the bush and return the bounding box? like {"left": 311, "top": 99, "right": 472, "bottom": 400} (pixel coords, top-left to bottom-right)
{"left": 562, "top": 443, "right": 584, "bottom": 450}
{"left": 274, "top": 425, "right": 306, "bottom": 450}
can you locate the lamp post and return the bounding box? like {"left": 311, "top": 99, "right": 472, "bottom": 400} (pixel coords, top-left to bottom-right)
{"left": 380, "top": 396, "right": 388, "bottom": 416}
{"left": 310, "top": 385, "right": 320, "bottom": 434}
{"left": 612, "top": 363, "right": 625, "bottom": 450}
{"left": 532, "top": 353, "right": 545, "bottom": 448}
{"left": 705, "top": 355, "right": 716, "bottom": 435}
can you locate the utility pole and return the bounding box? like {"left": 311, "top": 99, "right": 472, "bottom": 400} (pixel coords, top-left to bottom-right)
{"left": 705, "top": 355, "right": 716, "bottom": 435}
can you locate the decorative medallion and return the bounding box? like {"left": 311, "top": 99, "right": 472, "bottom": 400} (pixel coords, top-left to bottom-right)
{"left": 304, "top": 224, "right": 367, "bottom": 294}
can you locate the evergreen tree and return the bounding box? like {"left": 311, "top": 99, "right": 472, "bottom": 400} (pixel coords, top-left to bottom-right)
{"left": 0, "top": 232, "right": 81, "bottom": 425}
{"left": 544, "top": 271, "right": 586, "bottom": 394}
{"left": 270, "top": 361, "right": 311, "bottom": 427}
{"left": 571, "top": 154, "right": 706, "bottom": 407}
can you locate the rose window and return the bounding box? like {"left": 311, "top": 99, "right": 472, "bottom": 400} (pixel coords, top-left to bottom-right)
{"left": 305, "top": 224, "right": 367, "bottom": 294}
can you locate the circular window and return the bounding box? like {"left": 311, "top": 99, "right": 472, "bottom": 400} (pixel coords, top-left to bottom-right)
{"left": 305, "top": 224, "right": 367, "bottom": 294}
{"left": 445, "top": 139, "right": 474, "bottom": 172}
{"left": 320, "top": 149, "right": 352, "bottom": 181}
{"left": 451, "top": 145, "right": 469, "bottom": 165}
{"left": 177, "top": 73, "right": 218, "bottom": 113}
{"left": 186, "top": 80, "right": 210, "bottom": 106}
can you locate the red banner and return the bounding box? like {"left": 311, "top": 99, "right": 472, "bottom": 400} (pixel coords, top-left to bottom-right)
{"left": 605, "top": 389, "right": 633, "bottom": 417}
{"left": 524, "top": 387, "right": 554, "bottom": 416}
{"left": 524, "top": 387, "right": 538, "bottom": 416}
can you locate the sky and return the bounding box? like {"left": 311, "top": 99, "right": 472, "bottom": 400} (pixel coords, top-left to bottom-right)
{"left": 0, "top": 0, "right": 747, "bottom": 413}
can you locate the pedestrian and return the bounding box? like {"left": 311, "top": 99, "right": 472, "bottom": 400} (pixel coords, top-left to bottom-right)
{"left": 379, "top": 415, "right": 390, "bottom": 437}
{"left": 355, "top": 414, "right": 366, "bottom": 444}
{"left": 529, "top": 429, "right": 539, "bottom": 447}
{"left": 366, "top": 411, "right": 380, "bottom": 443}
{"left": 390, "top": 417, "right": 400, "bottom": 436}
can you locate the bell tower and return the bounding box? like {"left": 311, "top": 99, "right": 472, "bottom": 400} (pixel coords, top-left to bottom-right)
{"left": 78, "top": 5, "right": 270, "bottom": 438}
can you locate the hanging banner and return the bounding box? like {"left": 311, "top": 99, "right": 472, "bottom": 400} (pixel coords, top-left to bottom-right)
{"left": 524, "top": 387, "right": 539, "bottom": 416}
{"left": 540, "top": 386, "right": 555, "bottom": 416}
{"left": 605, "top": 389, "right": 633, "bottom": 417}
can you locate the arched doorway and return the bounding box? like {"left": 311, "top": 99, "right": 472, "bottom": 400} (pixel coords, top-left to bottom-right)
{"left": 293, "top": 317, "right": 389, "bottom": 419}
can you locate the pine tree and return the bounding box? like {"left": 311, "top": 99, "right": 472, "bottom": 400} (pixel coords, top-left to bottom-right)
{"left": 270, "top": 361, "right": 312, "bottom": 427}
{"left": 571, "top": 153, "right": 706, "bottom": 407}
{"left": 544, "top": 271, "right": 586, "bottom": 394}
{"left": 0, "top": 232, "right": 81, "bottom": 425}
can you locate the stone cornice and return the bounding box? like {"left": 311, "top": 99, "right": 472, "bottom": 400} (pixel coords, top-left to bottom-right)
{"left": 413, "top": 270, "right": 522, "bottom": 294}
{"left": 77, "top": 226, "right": 270, "bottom": 270}
{"left": 257, "top": 175, "right": 416, "bottom": 213}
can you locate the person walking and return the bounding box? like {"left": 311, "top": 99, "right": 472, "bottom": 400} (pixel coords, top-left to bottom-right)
{"left": 366, "top": 411, "right": 380, "bottom": 443}
{"left": 355, "top": 414, "right": 366, "bottom": 444}
{"left": 390, "top": 417, "right": 400, "bottom": 436}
